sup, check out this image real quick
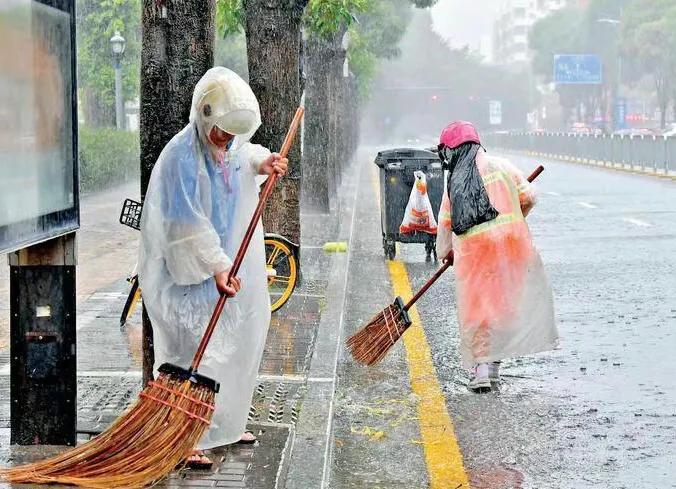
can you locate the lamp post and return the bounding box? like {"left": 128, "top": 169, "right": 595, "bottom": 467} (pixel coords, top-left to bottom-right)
{"left": 597, "top": 18, "right": 622, "bottom": 132}
{"left": 110, "top": 31, "right": 126, "bottom": 130}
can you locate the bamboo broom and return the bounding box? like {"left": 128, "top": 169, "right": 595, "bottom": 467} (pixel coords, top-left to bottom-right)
{"left": 0, "top": 107, "right": 305, "bottom": 489}
{"left": 346, "top": 165, "right": 544, "bottom": 366}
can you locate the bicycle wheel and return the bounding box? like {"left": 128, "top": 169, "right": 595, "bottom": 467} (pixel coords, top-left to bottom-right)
{"left": 120, "top": 275, "right": 142, "bottom": 328}
{"left": 265, "top": 237, "right": 298, "bottom": 312}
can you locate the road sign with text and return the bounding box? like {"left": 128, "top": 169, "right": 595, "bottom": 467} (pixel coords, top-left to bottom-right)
{"left": 553, "top": 54, "right": 602, "bottom": 85}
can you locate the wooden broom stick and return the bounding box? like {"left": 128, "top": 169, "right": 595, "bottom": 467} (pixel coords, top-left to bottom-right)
{"left": 190, "top": 107, "right": 305, "bottom": 371}
{"left": 404, "top": 164, "right": 544, "bottom": 312}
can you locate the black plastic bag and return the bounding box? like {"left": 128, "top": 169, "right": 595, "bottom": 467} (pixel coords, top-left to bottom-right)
{"left": 442, "top": 143, "right": 498, "bottom": 235}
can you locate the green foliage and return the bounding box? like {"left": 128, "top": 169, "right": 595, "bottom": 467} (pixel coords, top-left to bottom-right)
{"left": 216, "top": 0, "right": 244, "bottom": 37}
{"left": 347, "top": 0, "right": 413, "bottom": 99}
{"left": 78, "top": 127, "right": 139, "bottom": 193}
{"left": 304, "top": 0, "right": 367, "bottom": 38}
{"left": 621, "top": 0, "right": 676, "bottom": 125}
{"left": 76, "top": 0, "right": 141, "bottom": 126}
{"left": 530, "top": 0, "right": 631, "bottom": 82}
{"left": 621, "top": 0, "right": 676, "bottom": 79}
{"left": 216, "top": 0, "right": 367, "bottom": 39}
{"left": 529, "top": 7, "right": 587, "bottom": 81}
{"left": 213, "top": 0, "right": 419, "bottom": 101}
{"left": 529, "top": 0, "right": 630, "bottom": 125}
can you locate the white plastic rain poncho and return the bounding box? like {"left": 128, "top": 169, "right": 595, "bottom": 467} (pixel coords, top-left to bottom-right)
{"left": 138, "top": 67, "right": 271, "bottom": 449}
{"left": 437, "top": 150, "right": 557, "bottom": 369}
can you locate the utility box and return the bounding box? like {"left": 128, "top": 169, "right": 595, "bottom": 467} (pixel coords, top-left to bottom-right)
{"left": 9, "top": 236, "right": 77, "bottom": 445}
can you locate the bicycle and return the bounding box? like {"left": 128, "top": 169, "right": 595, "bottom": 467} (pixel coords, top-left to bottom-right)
{"left": 118, "top": 198, "right": 299, "bottom": 327}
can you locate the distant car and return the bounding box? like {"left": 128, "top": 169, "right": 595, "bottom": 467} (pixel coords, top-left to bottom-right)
{"left": 613, "top": 128, "right": 660, "bottom": 137}
{"left": 569, "top": 123, "right": 602, "bottom": 135}
{"left": 662, "top": 124, "right": 676, "bottom": 137}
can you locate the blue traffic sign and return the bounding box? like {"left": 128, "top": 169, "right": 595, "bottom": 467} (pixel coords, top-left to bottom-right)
{"left": 553, "top": 54, "right": 602, "bottom": 85}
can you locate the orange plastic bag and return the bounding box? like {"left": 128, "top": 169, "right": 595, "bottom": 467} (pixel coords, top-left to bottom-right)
{"left": 399, "top": 171, "right": 437, "bottom": 235}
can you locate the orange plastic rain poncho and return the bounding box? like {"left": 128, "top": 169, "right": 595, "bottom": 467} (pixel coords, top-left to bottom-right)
{"left": 437, "top": 150, "right": 557, "bottom": 368}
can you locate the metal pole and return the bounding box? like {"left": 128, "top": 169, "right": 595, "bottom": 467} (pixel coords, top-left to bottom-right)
{"left": 114, "top": 57, "right": 124, "bottom": 130}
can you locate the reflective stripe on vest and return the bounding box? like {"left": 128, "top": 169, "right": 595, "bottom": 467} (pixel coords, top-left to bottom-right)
{"left": 455, "top": 170, "right": 523, "bottom": 240}
{"left": 456, "top": 212, "right": 519, "bottom": 240}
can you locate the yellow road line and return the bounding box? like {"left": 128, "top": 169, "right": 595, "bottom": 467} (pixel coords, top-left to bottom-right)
{"left": 388, "top": 261, "right": 470, "bottom": 489}
{"left": 369, "top": 159, "right": 469, "bottom": 486}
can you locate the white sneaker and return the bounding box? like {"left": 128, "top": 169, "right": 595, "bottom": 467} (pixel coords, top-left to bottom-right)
{"left": 489, "top": 361, "right": 501, "bottom": 383}
{"left": 468, "top": 363, "right": 491, "bottom": 392}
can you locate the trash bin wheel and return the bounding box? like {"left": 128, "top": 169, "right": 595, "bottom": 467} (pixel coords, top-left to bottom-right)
{"left": 384, "top": 238, "right": 396, "bottom": 260}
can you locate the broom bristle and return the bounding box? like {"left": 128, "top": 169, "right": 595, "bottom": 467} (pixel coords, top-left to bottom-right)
{"left": 0, "top": 372, "right": 215, "bottom": 489}
{"left": 346, "top": 303, "right": 411, "bottom": 366}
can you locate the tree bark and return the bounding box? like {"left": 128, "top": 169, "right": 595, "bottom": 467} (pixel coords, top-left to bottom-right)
{"left": 301, "top": 28, "right": 347, "bottom": 212}
{"left": 345, "top": 75, "right": 360, "bottom": 161}
{"left": 139, "top": 0, "right": 215, "bottom": 386}
{"left": 244, "top": 0, "right": 308, "bottom": 245}
{"left": 302, "top": 35, "right": 333, "bottom": 212}
{"left": 325, "top": 27, "right": 347, "bottom": 191}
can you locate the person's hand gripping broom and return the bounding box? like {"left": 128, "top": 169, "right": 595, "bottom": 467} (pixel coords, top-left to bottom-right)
{"left": 346, "top": 165, "right": 544, "bottom": 366}
{"left": 0, "top": 107, "right": 305, "bottom": 489}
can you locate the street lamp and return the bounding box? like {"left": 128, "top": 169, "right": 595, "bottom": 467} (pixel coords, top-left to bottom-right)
{"left": 110, "top": 31, "right": 126, "bottom": 130}
{"left": 596, "top": 18, "right": 622, "bottom": 132}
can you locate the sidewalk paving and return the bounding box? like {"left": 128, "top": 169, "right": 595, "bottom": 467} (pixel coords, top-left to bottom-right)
{"left": 0, "top": 166, "right": 359, "bottom": 488}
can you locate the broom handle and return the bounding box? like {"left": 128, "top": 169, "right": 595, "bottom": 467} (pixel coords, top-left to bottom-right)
{"left": 190, "top": 107, "right": 305, "bottom": 371}
{"left": 404, "top": 164, "right": 544, "bottom": 312}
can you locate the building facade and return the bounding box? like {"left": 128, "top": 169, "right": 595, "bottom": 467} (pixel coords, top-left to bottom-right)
{"left": 493, "top": 0, "right": 569, "bottom": 66}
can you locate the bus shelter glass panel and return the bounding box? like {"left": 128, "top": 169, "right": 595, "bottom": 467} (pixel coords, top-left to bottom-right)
{"left": 0, "top": 0, "right": 78, "bottom": 253}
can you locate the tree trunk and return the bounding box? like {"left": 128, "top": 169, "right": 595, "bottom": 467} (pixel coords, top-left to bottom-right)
{"left": 336, "top": 74, "right": 351, "bottom": 168}
{"left": 302, "top": 27, "right": 347, "bottom": 211}
{"left": 244, "top": 0, "right": 308, "bottom": 246}
{"left": 346, "top": 75, "right": 360, "bottom": 161}
{"left": 326, "top": 27, "right": 347, "bottom": 191}
{"left": 656, "top": 75, "right": 668, "bottom": 130}
{"left": 302, "top": 35, "right": 334, "bottom": 212}
{"left": 139, "top": 0, "right": 215, "bottom": 386}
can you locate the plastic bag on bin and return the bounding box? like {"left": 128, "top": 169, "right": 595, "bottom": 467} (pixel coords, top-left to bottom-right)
{"left": 399, "top": 171, "right": 438, "bottom": 235}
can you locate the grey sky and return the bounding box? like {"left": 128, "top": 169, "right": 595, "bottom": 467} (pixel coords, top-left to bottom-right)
{"left": 430, "top": 0, "right": 501, "bottom": 60}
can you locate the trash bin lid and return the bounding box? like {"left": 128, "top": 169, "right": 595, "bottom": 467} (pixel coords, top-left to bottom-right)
{"left": 374, "top": 148, "right": 440, "bottom": 168}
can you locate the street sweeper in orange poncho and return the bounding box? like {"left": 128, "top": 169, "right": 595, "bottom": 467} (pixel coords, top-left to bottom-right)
{"left": 436, "top": 121, "right": 558, "bottom": 392}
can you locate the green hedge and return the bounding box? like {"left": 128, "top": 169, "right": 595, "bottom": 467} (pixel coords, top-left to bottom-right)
{"left": 78, "top": 127, "right": 140, "bottom": 193}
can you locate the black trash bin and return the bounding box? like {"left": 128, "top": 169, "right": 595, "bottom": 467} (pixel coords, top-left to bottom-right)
{"left": 374, "top": 148, "right": 443, "bottom": 261}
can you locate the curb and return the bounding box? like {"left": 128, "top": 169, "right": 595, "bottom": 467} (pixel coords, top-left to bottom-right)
{"left": 499, "top": 149, "right": 676, "bottom": 182}
{"left": 283, "top": 159, "right": 360, "bottom": 489}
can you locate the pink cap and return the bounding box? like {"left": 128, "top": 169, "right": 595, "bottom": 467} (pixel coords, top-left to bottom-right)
{"left": 439, "top": 121, "right": 481, "bottom": 149}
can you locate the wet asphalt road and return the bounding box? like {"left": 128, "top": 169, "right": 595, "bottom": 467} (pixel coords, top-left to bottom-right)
{"left": 334, "top": 149, "right": 675, "bottom": 488}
